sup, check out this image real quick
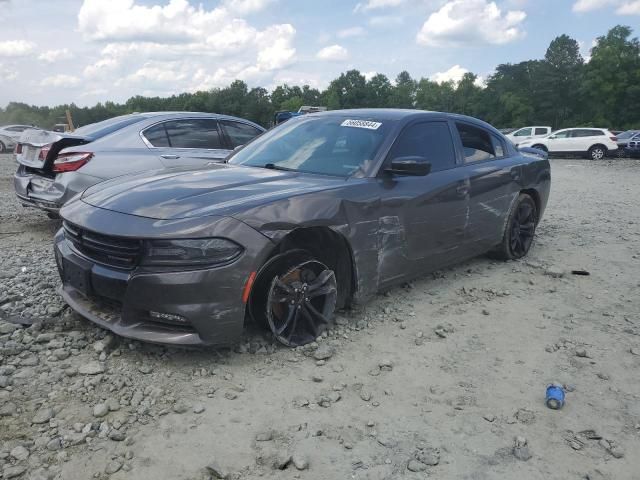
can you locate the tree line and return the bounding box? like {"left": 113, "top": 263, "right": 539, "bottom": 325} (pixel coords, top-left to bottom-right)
{"left": 1, "top": 25, "right": 638, "bottom": 131}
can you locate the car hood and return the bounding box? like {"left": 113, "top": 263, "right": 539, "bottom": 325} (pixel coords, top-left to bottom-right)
{"left": 80, "top": 164, "right": 348, "bottom": 220}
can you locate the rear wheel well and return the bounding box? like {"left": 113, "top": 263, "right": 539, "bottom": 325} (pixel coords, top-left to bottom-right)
{"left": 589, "top": 143, "right": 607, "bottom": 152}
{"left": 269, "top": 227, "right": 355, "bottom": 309}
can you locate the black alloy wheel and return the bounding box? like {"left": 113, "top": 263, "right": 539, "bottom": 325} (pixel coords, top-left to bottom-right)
{"left": 508, "top": 197, "right": 537, "bottom": 258}
{"left": 266, "top": 259, "right": 337, "bottom": 347}
{"left": 490, "top": 193, "right": 538, "bottom": 260}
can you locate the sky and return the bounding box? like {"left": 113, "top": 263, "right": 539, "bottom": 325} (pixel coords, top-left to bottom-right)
{"left": 0, "top": 0, "right": 638, "bottom": 107}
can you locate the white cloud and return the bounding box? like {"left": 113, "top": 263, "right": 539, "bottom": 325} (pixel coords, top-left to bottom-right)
{"left": 431, "top": 64, "right": 469, "bottom": 83}
{"left": 616, "top": 0, "right": 640, "bottom": 13}
{"left": 75, "top": 0, "right": 296, "bottom": 94}
{"left": 40, "top": 74, "right": 81, "bottom": 88}
{"left": 223, "top": 0, "right": 274, "bottom": 14}
{"left": 0, "top": 63, "right": 18, "bottom": 82}
{"left": 316, "top": 44, "right": 349, "bottom": 61}
{"left": 38, "top": 48, "right": 74, "bottom": 63}
{"left": 417, "top": 0, "right": 526, "bottom": 46}
{"left": 369, "top": 15, "right": 404, "bottom": 27}
{"left": 0, "top": 40, "right": 36, "bottom": 57}
{"left": 572, "top": 0, "right": 640, "bottom": 13}
{"left": 337, "top": 26, "right": 366, "bottom": 38}
{"left": 572, "top": 0, "right": 617, "bottom": 11}
{"left": 364, "top": 71, "right": 378, "bottom": 80}
{"left": 430, "top": 64, "right": 485, "bottom": 86}
{"left": 354, "top": 0, "right": 405, "bottom": 12}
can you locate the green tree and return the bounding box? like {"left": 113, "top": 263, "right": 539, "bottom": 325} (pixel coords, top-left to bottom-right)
{"left": 582, "top": 25, "right": 640, "bottom": 128}
{"left": 390, "top": 71, "right": 416, "bottom": 108}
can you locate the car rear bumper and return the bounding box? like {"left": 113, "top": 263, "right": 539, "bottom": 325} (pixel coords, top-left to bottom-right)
{"left": 53, "top": 214, "right": 274, "bottom": 346}
{"left": 14, "top": 167, "right": 103, "bottom": 212}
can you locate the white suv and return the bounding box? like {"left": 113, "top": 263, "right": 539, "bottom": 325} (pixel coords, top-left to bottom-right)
{"left": 518, "top": 128, "right": 618, "bottom": 160}
{"left": 506, "top": 126, "right": 552, "bottom": 146}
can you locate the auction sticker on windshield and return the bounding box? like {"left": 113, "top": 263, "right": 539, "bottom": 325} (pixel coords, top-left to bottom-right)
{"left": 341, "top": 119, "right": 382, "bottom": 130}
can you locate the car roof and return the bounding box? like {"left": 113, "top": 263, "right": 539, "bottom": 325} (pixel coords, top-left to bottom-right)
{"left": 306, "top": 108, "right": 503, "bottom": 135}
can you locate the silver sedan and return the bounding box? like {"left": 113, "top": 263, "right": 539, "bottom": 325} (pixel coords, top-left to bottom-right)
{"left": 14, "top": 112, "right": 265, "bottom": 217}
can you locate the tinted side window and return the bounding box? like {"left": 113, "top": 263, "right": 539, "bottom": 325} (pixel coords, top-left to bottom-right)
{"left": 143, "top": 123, "right": 170, "bottom": 147}
{"left": 456, "top": 123, "right": 496, "bottom": 163}
{"left": 591, "top": 130, "right": 605, "bottom": 136}
{"left": 164, "top": 119, "right": 223, "bottom": 149}
{"left": 220, "top": 121, "right": 262, "bottom": 148}
{"left": 514, "top": 128, "right": 532, "bottom": 136}
{"left": 388, "top": 121, "right": 456, "bottom": 173}
{"left": 534, "top": 128, "right": 548, "bottom": 135}
{"left": 553, "top": 130, "right": 570, "bottom": 138}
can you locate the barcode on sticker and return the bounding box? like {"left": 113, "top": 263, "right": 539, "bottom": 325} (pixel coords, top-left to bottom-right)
{"left": 341, "top": 119, "right": 382, "bottom": 130}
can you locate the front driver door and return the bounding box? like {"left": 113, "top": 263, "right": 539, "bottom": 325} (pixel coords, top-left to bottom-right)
{"left": 546, "top": 129, "right": 572, "bottom": 153}
{"left": 376, "top": 120, "right": 469, "bottom": 285}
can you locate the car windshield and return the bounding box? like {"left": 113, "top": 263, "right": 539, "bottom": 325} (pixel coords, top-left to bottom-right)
{"left": 73, "top": 115, "right": 146, "bottom": 139}
{"left": 617, "top": 130, "right": 639, "bottom": 139}
{"left": 228, "top": 115, "right": 389, "bottom": 177}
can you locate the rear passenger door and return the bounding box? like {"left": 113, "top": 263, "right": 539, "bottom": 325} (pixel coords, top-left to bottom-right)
{"left": 453, "top": 122, "right": 516, "bottom": 252}
{"left": 219, "top": 120, "right": 263, "bottom": 149}
{"left": 142, "top": 119, "right": 230, "bottom": 168}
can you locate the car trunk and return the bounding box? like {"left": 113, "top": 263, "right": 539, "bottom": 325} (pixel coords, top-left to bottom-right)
{"left": 16, "top": 129, "right": 92, "bottom": 177}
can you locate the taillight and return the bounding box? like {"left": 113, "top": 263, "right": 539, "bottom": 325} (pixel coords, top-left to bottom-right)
{"left": 39, "top": 144, "right": 52, "bottom": 160}
{"left": 52, "top": 152, "right": 93, "bottom": 173}
{"left": 15, "top": 143, "right": 22, "bottom": 154}
{"left": 610, "top": 136, "right": 617, "bottom": 142}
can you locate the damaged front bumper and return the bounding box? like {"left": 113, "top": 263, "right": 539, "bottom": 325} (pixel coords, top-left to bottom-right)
{"left": 54, "top": 206, "right": 275, "bottom": 346}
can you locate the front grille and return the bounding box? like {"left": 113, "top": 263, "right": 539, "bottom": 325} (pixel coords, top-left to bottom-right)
{"left": 64, "top": 221, "right": 142, "bottom": 269}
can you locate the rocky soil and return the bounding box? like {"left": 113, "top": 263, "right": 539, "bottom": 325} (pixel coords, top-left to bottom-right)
{"left": 1, "top": 154, "right": 639, "bottom": 480}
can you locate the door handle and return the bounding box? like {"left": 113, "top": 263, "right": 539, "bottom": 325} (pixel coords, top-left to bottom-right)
{"left": 160, "top": 154, "right": 180, "bottom": 160}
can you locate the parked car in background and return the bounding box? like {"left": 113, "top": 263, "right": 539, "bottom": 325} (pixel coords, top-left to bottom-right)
{"left": 55, "top": 109, "right": 550, "bottom": 347}
{"left": 0, "top": 134, "right": 17, "bottom": 154}
{"left": 0, "top": 124, "right": 37, "bottom": 153}
{"left": 518, "top": 128, "right": 618, "bottom": 160}
{"left": 624, "top": 135, "right": 640, "bottom": 158}
{"left": 615, "top": 129, "right": 639, "bottom": 147}
{"left": 505, "top": 126, "right": 552, "bottom": 146}
{"left": 14, "top": 112, "right": 265, "bottom": 217}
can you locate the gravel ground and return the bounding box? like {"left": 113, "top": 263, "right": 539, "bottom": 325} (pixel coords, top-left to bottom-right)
{"left": 1, "top": 153, "right": 639, "bottom": 480}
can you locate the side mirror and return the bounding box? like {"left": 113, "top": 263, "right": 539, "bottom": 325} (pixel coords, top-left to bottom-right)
{"left": 385, "top": 156, "right": 431, "bottom": 176}
{"left": 548, "top": 135, "right": 556, "bottom": 140}
{"left": 233, "top": 144, "right": 244, "bottom": 151}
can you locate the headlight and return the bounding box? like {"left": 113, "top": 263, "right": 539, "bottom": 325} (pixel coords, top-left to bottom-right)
{"left": 141, "top": 238, "right": 243, "bottom": 266}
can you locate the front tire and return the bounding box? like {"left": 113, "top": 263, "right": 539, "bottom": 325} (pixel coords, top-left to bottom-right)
{"left": 491, "top": 194, "right": 538, "bottom": 260}
{"left": 0, "top": 141, "right": 6, "bottom": 154}
{"left": 588, "top": 145, "right": 606, "bottom": 160}
{"left": 250, "top": 250, "right": 338, "bottom": 347}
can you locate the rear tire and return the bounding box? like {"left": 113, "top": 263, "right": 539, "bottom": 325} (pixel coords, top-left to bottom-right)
{"left": 588, "top": 145, "right": 606, "bottom": 160}
{"left": 490, "top": 194, "right": 538, "bottom": 261}
{"left": 531, "top": 144, "right": 547, "bottom": 153}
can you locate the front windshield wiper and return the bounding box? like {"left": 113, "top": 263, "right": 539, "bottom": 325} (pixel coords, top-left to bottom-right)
{"left": 261, "top": 163, "right": 297, "bottom": 172}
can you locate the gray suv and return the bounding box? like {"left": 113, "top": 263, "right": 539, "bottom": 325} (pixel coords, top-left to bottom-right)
{"left": 14, "top": 112, "right": 264, "bottom": 216}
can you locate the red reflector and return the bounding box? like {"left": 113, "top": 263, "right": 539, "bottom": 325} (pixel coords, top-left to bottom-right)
{"left": 52, "top": 152, "right": 93, "bottom": 173}
{"left": 242, "top": 271, "right": 257, "bottom": 304}
{"left": 15, "top": 143, "right": 22, "bottom": 154}
{"left": 39, "top": 144, "right": 52, "bottom": 160}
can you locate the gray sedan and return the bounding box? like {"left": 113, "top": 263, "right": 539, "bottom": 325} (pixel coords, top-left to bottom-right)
{"left": 14, "top": 112, "right": 265, "bottom": 217}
